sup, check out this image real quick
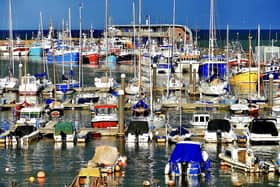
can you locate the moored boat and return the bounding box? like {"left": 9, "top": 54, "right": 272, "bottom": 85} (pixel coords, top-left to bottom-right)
{"left": 204, "top": 119, "right": 236, "bottom": 143}
{"left": 219, "top": 145, "right": 275, "bottom": 173}
{"left": 90, "top": 103, "right": 118, "bottom": 128}
{"left": 246, "top": 118, "right": 280, "bottom": 144}
{"left": 190, "top": 113, "right": 210, "bottom": 127}
{"left": 53, "top": 121, "right": 76, "bottom": 143}
{"left": 164, "top": 141, "right": 211, "bottom": 176}
{"left": 168, "top": 126, "right": 191, "bottom": 144}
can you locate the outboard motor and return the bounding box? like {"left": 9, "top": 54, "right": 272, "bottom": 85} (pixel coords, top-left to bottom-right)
{"left": 216, "top": 130, "right": 222, "bottom": 140}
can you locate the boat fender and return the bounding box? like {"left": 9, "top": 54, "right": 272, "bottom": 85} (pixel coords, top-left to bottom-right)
{"left": 169, "top": 163, "right": 182, "bottom": 176}
{"left": 164, "top": 163, "right": 170, "bottom": 175}
{"left": 175, "top": 163, "right": 182, "bottom": 176}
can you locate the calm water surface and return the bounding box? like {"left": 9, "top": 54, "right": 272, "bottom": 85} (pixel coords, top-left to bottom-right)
{"left": 0, "top": 57, "right": 280, "bottom": 186}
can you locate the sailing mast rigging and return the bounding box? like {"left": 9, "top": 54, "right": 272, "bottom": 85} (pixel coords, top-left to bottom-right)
{"left": 8, "top": 0, "right": 14, "bottom": 76}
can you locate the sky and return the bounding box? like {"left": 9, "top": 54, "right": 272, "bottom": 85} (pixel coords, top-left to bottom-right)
{"left": 0, "top": 0, "right": 279, "bottom": 30}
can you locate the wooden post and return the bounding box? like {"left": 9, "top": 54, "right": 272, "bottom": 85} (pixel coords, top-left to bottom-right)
{"left": 117, "top": 74, "right": 126, "bottom": 137}
{"left": 121, "top": 73, "right": 126, "bottom": 92}
{"left": 193, "top": 71, "right": 196, "bottom": 93}
{"left": 18, "top": 63, "right": 22, "bottom": 84}
{"left": 269, "top": 74, "right": 273, "bottom": 106}
{"left": 189, "top": 63, "right": 193, "bottom": 84}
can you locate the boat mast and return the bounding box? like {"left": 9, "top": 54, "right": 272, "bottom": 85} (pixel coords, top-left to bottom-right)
{"left": 148, "top": 15, "right": 153, "bottom": 119}
{"left": 132, "top": 1, "right": 137, "bottom": 80}
{"left": 62, "top": 19, "right": 65, "bottom": 75}
{"left": 208, "top": 0, "right": 216, "bottom": 77}
{"left": 8, "top": 0, "right": 14, "bottom": 75}
{"left": 138, "top": 0, "right": 142, "bottom": 93}
{"left": 69, "top": 8, "right": 73, "bottom": 80}
{"left": 257, "top": 25, "right": 261, "bottom": 98}
{"left": 172, "top": 0, "right": 175, "bottom": 73}
{"left": 248, "top": 33, "right": 252, "bottom": 97}
{"left": 79, "top": 4, "right": 83, "bottom": 88}
{"left": 226, "top": 24, "right": 230, "bottom": 93}
{"left": 105, "top": 0, "right": 108, "bottom": 69}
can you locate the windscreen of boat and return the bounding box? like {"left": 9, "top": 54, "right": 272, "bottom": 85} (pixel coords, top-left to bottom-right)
{"left": 12, "top": 126, "right": 36, "bottom": 137}
{"left": 127, "top": 120, "right": 149, "bottom": 134}
{"left": 249, "top": 120, "right": 278, "bottom": 136}
{"left": 207, "top": 119, "right": 231, "bottom": 132}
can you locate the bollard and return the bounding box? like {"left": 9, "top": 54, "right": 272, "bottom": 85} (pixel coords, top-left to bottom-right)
{"left": 117, "top": 89, "right": 125, "bottom": 137}
{"left": 18, "top": 63, "right": 23, "bottom": 84}
{"left": 121, "top": 73, "right": 126, "bottom": 91}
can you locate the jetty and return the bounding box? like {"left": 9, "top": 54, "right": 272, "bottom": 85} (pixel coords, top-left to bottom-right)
{"left": 39, "top": 120, "right": 118, "bottom": 136}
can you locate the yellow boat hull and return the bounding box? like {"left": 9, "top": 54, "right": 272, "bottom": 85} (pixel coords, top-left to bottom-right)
{"left": 230, "top": 72, "right": 258, "bottom": 95}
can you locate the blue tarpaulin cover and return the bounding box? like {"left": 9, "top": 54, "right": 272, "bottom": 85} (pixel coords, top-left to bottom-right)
{"left": 132, "top": 99, "right": 149, "bottom": 110}
{"left": 169, "top": 141, "right": 203, "bottom": 163}
{"left": 34, "top": 72, "right": 47, "bottom": 79}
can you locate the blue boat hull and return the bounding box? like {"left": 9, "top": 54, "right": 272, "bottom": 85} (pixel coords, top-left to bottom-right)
{"left": 199, "top": 63, "right": 226, "bottom": 80}
{"left": 47, "top": 52, "right": 79, "bottom": 63}
{"left": 29, "top": 47, "right": 42, "bottom": 56}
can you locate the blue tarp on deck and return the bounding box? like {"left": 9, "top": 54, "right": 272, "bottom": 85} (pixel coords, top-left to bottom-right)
{"left": 169, "top": 141, "right": 203, "bottom": 163}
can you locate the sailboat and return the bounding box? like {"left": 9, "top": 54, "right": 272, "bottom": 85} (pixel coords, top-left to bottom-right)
{"left": 75, "top": 5, "right": 99, "bottom": 106}
{"left": 46, "top": 9, "right": 79, "bottom": 64}
{"left": 94, "top": 0, "right": 115, "bottom": 89}
{"left": 246, "top": 25, "right": 268, "bottom": 104}
{"left": 126, "top": 0, "right": 153, "bottom": 144}
{"left": 229, "top": 33, "right": 258, "bottom": 97}
{"left": 0, "top": 0, "right": 18, "bottom": 91}
{"left": 167, "top": 0, "right": 191, "bottom": 144}
{"left": 45, "top": 41, "right": 64, "bottom": 119}
{"left": 125, "top": 2, "right": 141, "bottom": 95}
{"left": 198, "top": 0, "right": 228, "bottom": 97}
{"left": 55, "top": 9, "right": 79, "bottom": 95}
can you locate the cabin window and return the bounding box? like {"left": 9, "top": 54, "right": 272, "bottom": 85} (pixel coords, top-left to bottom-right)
{"left": 194, "top": 116, "right": 199, "bottom": 122}
{"left": 200, "top": 116, "right": 205, "bottom": 122}
{"left": 206, "top": 116, "right": 209, "bottom": 122}
{"left": 225, "top": 150, "right": 231, "bottom": 158}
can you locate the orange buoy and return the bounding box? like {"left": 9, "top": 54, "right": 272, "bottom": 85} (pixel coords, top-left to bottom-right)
{"left": 37, "top": 177, "right": 46, "bottom": 187}
{"left": 233, "top": 181, "right": 242, "bottom": 187}
{"left": 142, "top": 180, "right": 151, "bottom": 187}
{"left": 167, "top": 180, "right": 175, "bottom": 187}
{"left": 37, "top": 171, "right": 46, "bottom": 178}
{"left": 118, "top": 160, "right": 123, "bottom": 167}
{"left": 115, "top": 165, "right": 121, "bottom": 172}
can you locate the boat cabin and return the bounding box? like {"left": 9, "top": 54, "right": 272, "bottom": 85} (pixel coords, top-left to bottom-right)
{"left": 204, "top": 119, "right": 236, "bottom": 143}
{"left": 16, "top": 106, "right": 46, "bottom": 127}
{"left": 190, "top": 113, "right": 210, "bottom": 127}
{"left": 219, "top": 146, "right": 275, "bottom": 173}
{"left": 247, "top": 118, "right": 280, "bottom": 144}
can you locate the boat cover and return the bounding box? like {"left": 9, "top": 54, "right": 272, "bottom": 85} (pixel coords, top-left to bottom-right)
{"left": 169, "top": 141, "right": 203, "bottom": 163}
{"left": 11, "top": 125, "right": 36, "bottom": 137}
{"left": 169, "top": 127, "right": 189, "bottom": 136}
{"left": 249, "top": 119, "right": 278, "bottom": 136}
{"left": 54, "top": 122, "right": 74, "bottom": 135}
{"left": 132, "top": 99, "right": 149, "bottom": 110}
{"left": 127, "top": 120, "right": 149, "bottom": 134}
{"left": 88, "top": 146, "right": 119, "bottom": 166}
{"left": 207, "top": 119, "right": 231, "bottom": 132}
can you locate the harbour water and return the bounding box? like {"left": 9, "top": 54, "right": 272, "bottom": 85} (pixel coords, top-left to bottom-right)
{"left": 0, "top": 57, "right": 280, "bottom": 187}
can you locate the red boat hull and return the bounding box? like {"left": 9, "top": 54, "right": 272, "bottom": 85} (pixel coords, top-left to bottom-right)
{"left": 91, "top": 121, "right": 118, "bottom": 128}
